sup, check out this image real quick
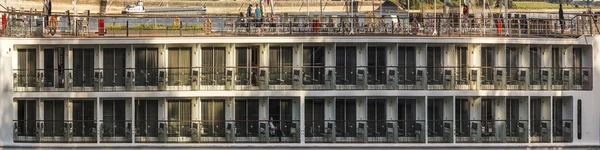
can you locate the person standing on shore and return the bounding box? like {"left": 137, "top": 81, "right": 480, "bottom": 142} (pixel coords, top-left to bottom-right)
{"left": 559, "top": 4, "right": 565, "bottom": 34}
{"left": 247, "top": 4, "right": 253, "bottom": 17}
{"left": 255, "top": 5, "right": 262, "bottom": 21}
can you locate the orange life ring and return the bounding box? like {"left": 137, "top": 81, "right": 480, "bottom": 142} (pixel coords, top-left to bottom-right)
{"left": 173, "top": 17, "right": 181, "bottom": 27}
{"left": 204, "top": 18, "right": 213, "bottom": 34}
{"left": 48, "top": 16, "right": 58, "bottom": 35}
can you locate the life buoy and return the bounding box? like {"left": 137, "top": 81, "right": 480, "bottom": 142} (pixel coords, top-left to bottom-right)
{"left": 204, "top": 18, "right": 213, "bottom": 34}
{"left": 173, "top": 17, "right": 181, "bottom": 27}
{"left": 48, "top": 16, "right": 58, "bottom": 35}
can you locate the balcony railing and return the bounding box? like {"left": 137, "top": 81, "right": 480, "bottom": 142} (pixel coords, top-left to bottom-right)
{"left": 304, "top": 120, "right": 425, "bottom": 143}
{"left": 553, "top": 120, "right": 574, "bottom": 143}
{"left": 100, "top": 120, "right": 132, "bottom": 143}
{"left": 13, "top": 120, "right": 98, "bottom": 143}
{"left": 12, "top": 66, "right": 592, "bottom": 92}
{"left": 455, "top": 120, "right": 530, "bottom": 143}
{"left": 135, "top": 120, "right": 300, "bottom": 143}
{"left": 2, "top": 10, "right": 600, "bottom": 38}
{"left": 13, "top": 119, "right": 565, "bottom": 143}
{"left": 530, "top": 120, "right": 551, "bottom": 143}
{"left": 427, "top": 120, "right": 453, "bottom": 143}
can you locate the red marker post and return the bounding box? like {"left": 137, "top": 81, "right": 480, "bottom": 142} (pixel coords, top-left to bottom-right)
{"left": 98, "top": 18, "right": 105, "bottom": 36}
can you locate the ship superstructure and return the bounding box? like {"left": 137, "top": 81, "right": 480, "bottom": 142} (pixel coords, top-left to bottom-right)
{"left": 0, "top": 9, "right": 599, "bottom": 149}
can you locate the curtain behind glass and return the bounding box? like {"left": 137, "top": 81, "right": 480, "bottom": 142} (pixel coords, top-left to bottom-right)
{"left": 18, "top": 49, "right": 36, "bottom": 87}
{"left": 530, "top": 48, "right": 542, "bottom": 85}
{"left": 73, "top": 49, "right": 94, "bottom": 87}
{"left": 303, "top": 47, "right": 325, "bottom": 85}
{"left": 335, "top": 47, "right": 357, "bottom": 85}
{"left": 103, "top": 48, "right": 126, "bottom": 86}
{"left": 44, "top": 100, "right": 64, "bottom": 136}
{"left": 135, "top": 48, "right": 159, "bottom": 86}
{"left": 506, "top": 48, "right": 520, "bottom": 82}
{"left": 367, "top": 47, "right": 386, "bottom": 85}
{"left": 573, "top": 48, "right": 582, "bottom": 85}
{"left": 201, "top": 99, "right": 225, "bottom": 137}
{"left": 73, "top": 100, "right": 94, "bottom": 137}
{"left": 481, "top": 47, "right": 494, "bottom": 84}
{"left": 427, "top": 47, "right": 443, "bottom": 85}
{"left": 136, "top": 100, "right": 158, "bottom": 136}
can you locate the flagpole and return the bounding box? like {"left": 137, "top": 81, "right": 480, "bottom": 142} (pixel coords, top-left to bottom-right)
{"left": 320, "top": 0, "right": 323, "bottom": 15}
{"left": 270, "top": 0, "right": 275, "bottom": 15}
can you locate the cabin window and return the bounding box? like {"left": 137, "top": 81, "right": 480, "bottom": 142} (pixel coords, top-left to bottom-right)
{"left": 72, "top": 100, "right": 95, "bottom": 137}
{"left": 481, "top": 98, "right": 495, "bottom": 136}
{"left": 135, "top": 99, "right": 158, "bottom": 136}
{"left": 481, "top": 47, "right": 495, "bottom": 85}
{"left": 335, "top": 99, "right": 357, "bottom": 137}
{"left": 235, "top": 99, "right": 259, "bottom": 137}
{"left": 135, "top": 48, "right": 159, "bottom": 86}
{"left": 455, "top": 98, "right": 470, "bottom": 137}
{"left": 530, "top": 48, "right": 542, "bottom": 85}
{"left": 552, "top": 48, "right": 563, "bottom": 84}
{"left": 168, "top": 47, "right": 192, "bottom": 86}
{"left": 269, "top": 99, "right": 293, "bottom": 137}
{"left": 427, "top": 47, "right": 443, "bottom": 85}
{"left": 506, "top": 47, "right": 519, "bottom": 82}
{"left": 305, "top": 98, "right": 325, "bottom": 137}
{"left": 73, "top": 48, "right": 94, "bottom": 87}
{"left": 43, "top": 100, "right": 64, "bottom": 136}
{"left": 367, "top": 98, "right": 386, "bottom": 137}
{"left": 236, "top": 47, "right": 259, "bottom": 86}
{"left": 16, "top": 100, "right": 37, "bottom": 136}
{"left": 398, "top": 99, "right": 416, "bottom": 137}
{"left": 427, "top": 98, "right": 444, "bottom": 137}
{"left": 530, "top": 98, "right": 543, "bottom": 136}
{"left": 573, "top": 48, "right": 582, "bottom": 85}
{"left": 303, "top": 46, "right": 325, "bottom": 85}
{"left": 17, "top": 49, "right": 36, "bottom": 88}
{"left": 505, "top": 98, "right": 520, "bottom": 137}
{"left": 201, "top": 47, "right": 226, "bottom": 85}
{"left": 269, "top": 46, "right": 293, "bottom": 85}
{"left": 43, "top": 48, "right": 65, "bottom": 88}
{"left": 456, "top": 47, "right": 468, "bottom": 84}
{"left": 167, "top": 99, "right": 192, "bottom": 137}
{"left": 201, "top": 99, "right": 225, "bottom": 137}
{"left": 103, "top": 48, "right": 126, "bottom": 86}
{"left": 103, "top": 100, "right": 126, "bottom": 137}
{"left": 552, "top": 98, "right": 564, "bottom": 137}
{"left": 367, "top": 46, "right": 386, "bottom": 85}
{"left": 336, "top": 46, "right": 357, "bottom": 85}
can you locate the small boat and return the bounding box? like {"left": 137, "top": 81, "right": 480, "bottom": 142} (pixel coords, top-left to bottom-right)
{"left": 123, "top": 0, "right": 207, "bottom": 14}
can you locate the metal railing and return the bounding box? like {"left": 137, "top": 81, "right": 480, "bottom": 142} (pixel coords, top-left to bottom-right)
{"left": 530, "top": 120, "right": 551, "bottom": 143}
{"left": 134, "top": 120, "right": 300, "bottom": 143}
{"left": 454, "top": 120, "right": 532, "bottom": 143}
{"left": 12, "top": 119, "right": 567, "bottom": 143}
{"left": 553, "top": 120, "right": 574, "bottom": 143}
{"left": 2, "top": 10, "right": 599, "bottom": 38}
{"left": 100, "top": 120, "right": 132, "bottom": 143}
{"left": 13, "top": 120, "right": 98, "bottom": 143}
{"left": 305, "top": 120, "right": 425, "bottom": 143}
{"left": 12, "top": 66, "right": 592, "bottom": 92}
{"left": 427, "top": 120, "right": 453, "bottom": 143}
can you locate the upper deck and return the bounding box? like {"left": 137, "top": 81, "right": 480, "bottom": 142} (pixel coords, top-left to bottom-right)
{"left": 2, "top": 9, "right": 600, "bottom": 38}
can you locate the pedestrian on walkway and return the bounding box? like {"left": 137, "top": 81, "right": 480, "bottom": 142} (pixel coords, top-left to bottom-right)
{"left": 559, "top": 4, "right": 565, "bottom": 34}
{"left": 247, "top": 4, "right": 253, "bottom": 17}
